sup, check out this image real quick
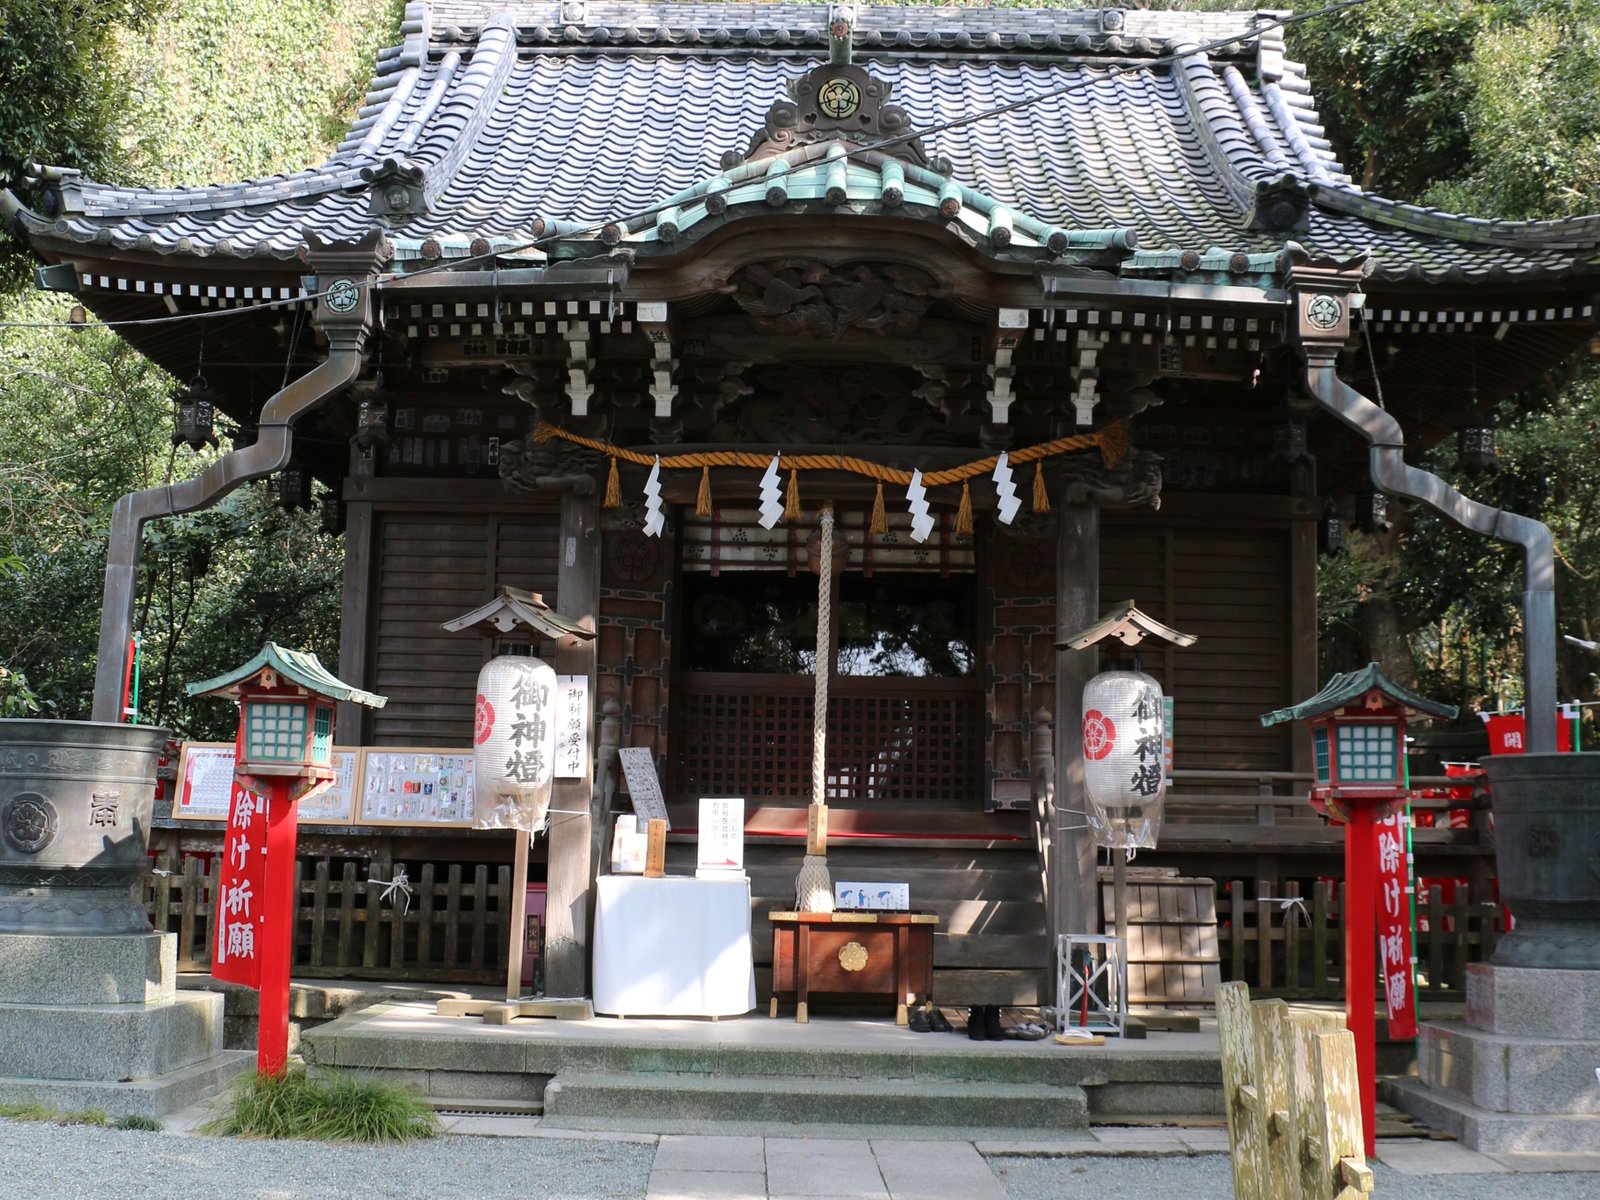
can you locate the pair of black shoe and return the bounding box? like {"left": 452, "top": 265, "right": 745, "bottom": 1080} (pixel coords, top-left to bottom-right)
{"left": 966, "top": 1005, "right": 1004, "bottom": 1041}
{"left": 909, "top": 1005, "right": 953, "bottom": 1033}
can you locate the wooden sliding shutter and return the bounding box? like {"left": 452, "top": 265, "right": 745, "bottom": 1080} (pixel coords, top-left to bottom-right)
{"left": 368, "top": 506, "right": 559, "bottom": 746}
{"left": 1102, "top": 520, "right": 1290, "bottom": 772}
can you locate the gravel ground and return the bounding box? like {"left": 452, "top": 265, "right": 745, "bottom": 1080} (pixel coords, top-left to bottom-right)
{"left": 0, "top": 1122, "right": 655, "bottom": 1200}
{"left": 992, "top": 1154, "right": 1600, "bottom": 1200}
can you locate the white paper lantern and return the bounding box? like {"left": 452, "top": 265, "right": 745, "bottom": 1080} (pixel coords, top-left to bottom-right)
{"left": 1081, "top": 667, "right": 1167, "bottom": 850}
{"left": 472, "top": 653, "right": 557, "bottom": 832}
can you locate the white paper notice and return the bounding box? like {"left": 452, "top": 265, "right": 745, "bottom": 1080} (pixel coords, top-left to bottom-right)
{"left": 554, "top": 674, "right": 590, "bottom": 780}
{"left": 696, "top": 797, "right": 745, "bottom": 873}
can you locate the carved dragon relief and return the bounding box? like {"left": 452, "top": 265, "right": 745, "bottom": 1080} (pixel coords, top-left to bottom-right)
{"left": 498, "top": 434, "right": 605, "bottom": 496}
{"left": 1060, "top": 446, "right": 1165, "bottom": 510}
{"left": 724, "top": 259, "right": 949, "bottom": 338}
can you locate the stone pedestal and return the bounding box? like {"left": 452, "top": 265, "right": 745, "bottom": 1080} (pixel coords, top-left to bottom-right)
{"left": 0, "top": 932, "right": 252, "bottom": 1118}
{"left": 1387, "top": 963, "right": 1600, "bottom": 1152}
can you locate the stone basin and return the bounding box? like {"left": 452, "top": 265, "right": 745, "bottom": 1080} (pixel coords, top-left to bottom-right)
{"left": 0, "top": 718, "right": 170, "bottom": 935}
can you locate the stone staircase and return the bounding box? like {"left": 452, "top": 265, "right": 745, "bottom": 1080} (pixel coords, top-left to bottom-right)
{"left": 669, "top": 836, "right": 1053, "bottom": 1008}
{"left": 301, "top": 1001, "right": 1225, "bottom": 1134}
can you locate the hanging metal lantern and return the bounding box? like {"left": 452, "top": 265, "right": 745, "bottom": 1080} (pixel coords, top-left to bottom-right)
{"left": 1081, "top": 665, "right": 1167, "bottom": 850}
{"left": 320, "top": 494, "right": 346, "bottom": 537}
{"left": 353, "top": 397, "right": 389, "bottom": 453}
{"left": 274, "top": 464, "right": 312, "bottom": 512}
{"left": 1273, "top": 414, "right": 1309, "bottom": 463}
{"left": 1353, "top": 482, "right": 1390, "bottom": 534}
{"left": 171, "top": 376, "right": 219, "bottom": 451}
{"left": 1318, "top": 506, "right": 1346, "bottom": 556}
{"left": 472, "top": 647, "right": 557, "bottom": 832}
{"left": 1458, "top": 424, "right": 1500, "bottom": 476}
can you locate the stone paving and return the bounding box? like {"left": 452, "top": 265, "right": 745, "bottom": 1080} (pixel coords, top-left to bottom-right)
{"left": 137, "top": 1094, "right": 1600, "bottom": 1200}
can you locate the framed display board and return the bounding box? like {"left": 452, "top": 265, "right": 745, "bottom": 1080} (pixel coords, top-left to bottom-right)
{"left": 299, "top": 749, "right": 360, "bottom": 825}
{"left": 358, "top": 748, "right": 476, "bottom": 827}
{"left": 171, "top": 742, "right": 239, "bottom": 821}
{"left": 171, "top": 743, "right": 360, "bottom": 824}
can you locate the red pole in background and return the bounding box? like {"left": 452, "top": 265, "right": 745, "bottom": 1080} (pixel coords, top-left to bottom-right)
{"left": 256, "top": 777, "right": 300, "bottom": 1077}
{"left": 1344, "top": 802, "right": 1379, "bottom": 1157}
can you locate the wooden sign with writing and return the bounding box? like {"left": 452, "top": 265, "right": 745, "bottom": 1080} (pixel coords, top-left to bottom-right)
{"left": 644, "top": 818, "right": 667, "bottom": 878}
{"left": 617, "top": 747, "right": 670, "bottom": 829}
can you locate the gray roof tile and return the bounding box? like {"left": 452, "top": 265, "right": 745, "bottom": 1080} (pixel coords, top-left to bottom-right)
{"left": 13, "top": 2, "right": 1599, "bottom": 284}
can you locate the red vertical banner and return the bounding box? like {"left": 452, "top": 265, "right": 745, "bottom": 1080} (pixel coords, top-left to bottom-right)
{"left": 1375, "top": 810, "right": 1417, "bottom": 1041}
{"left": 213, "top": 779, "right": 267, "bottom": 990}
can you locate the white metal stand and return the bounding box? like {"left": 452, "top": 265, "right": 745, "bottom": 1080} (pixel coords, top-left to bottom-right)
{"left": 1055, "top": 933, "right": 1128, "bottom": 1036}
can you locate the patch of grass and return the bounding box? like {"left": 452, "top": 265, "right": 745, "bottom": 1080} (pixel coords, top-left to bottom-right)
{"left": 201, "top": 1069, "right": 439, "bottom": 1143}
{"left": 0, "top": 1102, "right": 57, "bottom": 1122}
{"left": 115, "top": 1114, "right": 163, "bottom": 1132}
{"left": 0, "top": 1104, "right": 118, "bottom": 1127}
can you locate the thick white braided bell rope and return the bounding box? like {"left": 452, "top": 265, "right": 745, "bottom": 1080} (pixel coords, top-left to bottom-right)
{"left": 811, "top": 504, "right": 834, "bottom": 810}
{"left": 797, "top": 504, "right": 836, "bottom": 913}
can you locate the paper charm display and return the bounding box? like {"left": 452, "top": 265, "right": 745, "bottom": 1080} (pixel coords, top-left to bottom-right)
{"left": 993, "top": 450, "right": 1020, "bottom": 525}
{"left": 906, "top": 468, "right": 936, "bottom": 543}
{"left": 758, "top": 454, "right": 784, "bottom": 529}
{"left": 642, "top": 456, "right": 664, "bottom": 537}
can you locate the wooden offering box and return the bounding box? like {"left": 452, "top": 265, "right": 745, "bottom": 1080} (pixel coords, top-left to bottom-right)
{"left": 768, "top": 911, "right": 938, "bottom": 1025}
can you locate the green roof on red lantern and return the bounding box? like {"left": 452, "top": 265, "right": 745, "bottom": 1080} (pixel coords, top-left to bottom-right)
{"left": 1259, "top": 662, "right": 1456, "bottom": 727}
{"left": 185, "top": 642, "right": 387, "bottom": 708}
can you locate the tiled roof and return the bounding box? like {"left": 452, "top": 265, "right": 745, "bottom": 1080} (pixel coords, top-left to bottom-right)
{"left": 9, "top": 2, "right": 1600, "bottom": 285}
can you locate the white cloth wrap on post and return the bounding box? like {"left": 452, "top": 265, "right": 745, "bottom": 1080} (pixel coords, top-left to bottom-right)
{"left": 1081, "top": 667, "right": 1166, "bottom": 851}
{"left": 798, "top": 504, "right": 836, "bottom": 913}
{"left": 473, "top": 654, "right": 557, "bottom": 832}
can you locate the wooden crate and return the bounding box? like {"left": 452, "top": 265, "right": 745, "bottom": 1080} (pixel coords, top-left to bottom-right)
{"left": 1100, "top": 868, "right": 1220, "bottom": 1007}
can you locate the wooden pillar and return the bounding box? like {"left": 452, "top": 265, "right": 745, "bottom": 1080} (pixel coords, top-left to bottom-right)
{"left": 1288, "top": 509, "right": 1318, "bottom": 775}
{"left": 543, "top": 490, "right": 600, "bottom": 997}
{"left": 1054, "top": 497, "right": 1101, "bottom": 939}
{"left": 334, "top": 497, "right": 375, "bottom": 743}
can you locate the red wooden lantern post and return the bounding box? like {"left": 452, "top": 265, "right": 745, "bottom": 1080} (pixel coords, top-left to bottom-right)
{"left": 188, "top": 644, "right": 385, "bottom": 1076}
{"left": 1262, "top": 663, "right": 1455, "bottom": 1155}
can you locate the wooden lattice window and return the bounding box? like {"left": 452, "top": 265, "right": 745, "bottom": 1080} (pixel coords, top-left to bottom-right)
{"left": 674, "top": 508, "right": 983, "bottom": 807}
{"left": 672, "top": 677, "right": 982, "bottom": 806}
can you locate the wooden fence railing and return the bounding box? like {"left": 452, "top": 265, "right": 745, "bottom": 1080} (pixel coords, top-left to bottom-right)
{"left": 1218, "top": 876, "right": 1505, "bottom": 1001}
{"left": 143, "top": 852, "right": 515, "bottom": 983}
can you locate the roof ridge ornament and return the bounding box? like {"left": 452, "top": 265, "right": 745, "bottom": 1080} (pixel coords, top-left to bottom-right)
{"left": 829, "top": 5, "right": 853, "bottom": 65}
{"left": 734, "top": 19, "right": 942, "bottom": 170}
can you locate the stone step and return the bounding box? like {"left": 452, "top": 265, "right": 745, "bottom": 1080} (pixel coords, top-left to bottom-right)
{"left": 542, "top": 1070, "right": 1089, "bottom": 1130}
{"left": 0, "top": 1049, "right": 253, "bottom": 1120}
{"left": 1384, "top": 1077, "right": 1600, "bottom": 1154}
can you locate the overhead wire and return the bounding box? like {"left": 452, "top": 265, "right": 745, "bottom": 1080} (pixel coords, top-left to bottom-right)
{"left": 0, "top": 0, "right": 1371, "bottom": 334}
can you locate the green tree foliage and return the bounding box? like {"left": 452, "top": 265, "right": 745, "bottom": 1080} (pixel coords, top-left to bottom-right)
{"left": 0, "top": 0, "right": 167, "bottom": 280}
{"left": 0, "top": 0, "right": 401, "bottom": 732}
{"left": 1297, "top": 0, "right": 1600, "bottom": 724}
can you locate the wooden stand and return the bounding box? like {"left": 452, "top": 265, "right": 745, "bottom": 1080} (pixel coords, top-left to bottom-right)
{"left": 768, "top": 911, "right": 937, "bottom": 1025}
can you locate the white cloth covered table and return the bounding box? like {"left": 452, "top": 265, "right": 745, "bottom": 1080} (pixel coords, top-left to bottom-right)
{"left": 591, "top": 874, "right": 757, "bottom": 1018}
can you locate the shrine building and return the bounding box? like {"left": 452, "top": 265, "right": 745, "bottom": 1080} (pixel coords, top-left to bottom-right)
{"left": 5, "top": 2, "right": 1597, "bottom": 1004}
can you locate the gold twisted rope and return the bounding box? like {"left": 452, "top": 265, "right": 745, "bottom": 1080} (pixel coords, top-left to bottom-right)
{"left": 533, "top": 420, "right": 1128, "bottom": 487}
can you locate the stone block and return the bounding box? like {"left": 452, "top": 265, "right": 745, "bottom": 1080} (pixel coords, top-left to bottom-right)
{"left": 0, "top": 990, "right": 221, "bottom": 1081}
{"left": 1466, "top": 963, "right": 1600, "bottom": 1038}
{"left": 1422, "top": 1020, "right": 1600, "bottom": 1114}
{"left": 0, "top": 1048, "right": 252, "bottom": 1119}
{"left": 0, "top": 932, "right": 174, "bottom": 1005}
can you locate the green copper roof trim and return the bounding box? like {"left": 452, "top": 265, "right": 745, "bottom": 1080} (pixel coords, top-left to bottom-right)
{"left": 186, "top": 642, "right": 387, "bottom": 708}
{"left": 1259, "top": 661, "right": 1457, "bottom": 727}
{"left": 527, "top": 140, "right": 1138, "bottom": 260}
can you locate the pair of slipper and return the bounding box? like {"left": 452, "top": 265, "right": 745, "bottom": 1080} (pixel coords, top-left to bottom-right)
{"left": 1002, "top": 1019, "right": 1051, "bottom": 1040}
{"left": 908, "top": 1006, "right": 953, "bottom": 1032}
